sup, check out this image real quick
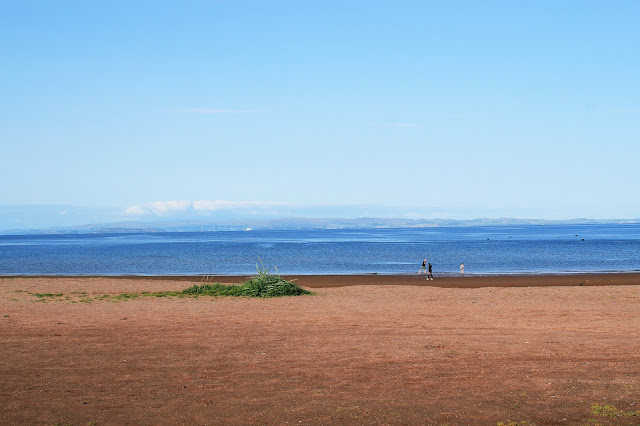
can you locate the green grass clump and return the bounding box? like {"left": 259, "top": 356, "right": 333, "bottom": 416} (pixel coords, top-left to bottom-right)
{"left": 33, "top": 293, "right": 64, "bottom": 299}
{"left": 184, "top": 263, "right": 310, "bottom": 298}
{"left": 111, "top": 293, "right": 142, "bottom": 300}
{"left": 590, "top": 403, "right": 639, "bottom": 419}
{"left": 241, "top": 263, "right": 310, "bottom": 297}
{"left": 182, "top": 283, "right": 247, "bottom": 297}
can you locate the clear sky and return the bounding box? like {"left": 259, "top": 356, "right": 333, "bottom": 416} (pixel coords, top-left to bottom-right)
{"left": 1, "top": 0, "right": 639, "bottom": 229}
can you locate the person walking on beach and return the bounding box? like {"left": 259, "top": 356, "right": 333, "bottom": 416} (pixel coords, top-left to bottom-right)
{"left": 460, "top": 263, "right": 465, "bottom": 276}
{"left": 418, "top": 259, "right": 427, "bottom": 274}
{"left": 427, "top": 263, "right": 433, "bottom": 280}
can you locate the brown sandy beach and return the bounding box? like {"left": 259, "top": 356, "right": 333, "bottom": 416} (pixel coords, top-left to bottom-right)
{"left": 1, "top": 274, "right": 639, "bottom": 425}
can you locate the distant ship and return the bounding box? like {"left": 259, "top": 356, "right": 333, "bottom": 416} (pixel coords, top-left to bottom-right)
{"left": 245, "top": 227, "right": 252, "bottom": 231}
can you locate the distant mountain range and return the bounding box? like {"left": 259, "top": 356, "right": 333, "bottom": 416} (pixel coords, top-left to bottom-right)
{"left": 2, "top": 217, "right": 638, "bottom": 235}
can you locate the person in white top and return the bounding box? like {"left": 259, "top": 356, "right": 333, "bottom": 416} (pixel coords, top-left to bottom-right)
{"left": 460, "top": 263, "right": 465, "bottom": 276}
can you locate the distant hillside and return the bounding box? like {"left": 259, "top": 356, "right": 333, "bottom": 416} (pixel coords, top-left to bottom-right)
{"left": 1, "top": 217, "right": 638, "bottom": 235}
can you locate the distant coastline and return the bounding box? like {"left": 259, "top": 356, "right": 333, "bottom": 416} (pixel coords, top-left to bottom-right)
{"left": 2, "top": 216, "right": 639, "bottom": 235}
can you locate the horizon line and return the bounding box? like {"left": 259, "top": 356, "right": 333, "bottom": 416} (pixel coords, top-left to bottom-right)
{"left": 1, "top": 216, "right": 638, "bottom": 234}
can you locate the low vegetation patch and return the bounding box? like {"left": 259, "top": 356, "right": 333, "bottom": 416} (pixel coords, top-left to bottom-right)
{"left": 23, "top": 263, "right": 310, "bottom": 302}
{"left": 590, "top": 403, "right": 639, "bottom": 419}
{"left": 34, "top": 293, "right": 64, "bottom": 299}
{"left": 174, "top": 264, "right": 310, "bottom": 298}
{"left": 183, "top": 278, "right": 309, "bottom": 298}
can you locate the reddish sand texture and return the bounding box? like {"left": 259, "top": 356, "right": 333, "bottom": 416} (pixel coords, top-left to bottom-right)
{"left": 1, "top": 275, "right": 640, "bottom": 425}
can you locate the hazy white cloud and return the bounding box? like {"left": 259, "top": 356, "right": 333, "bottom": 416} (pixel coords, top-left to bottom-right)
{"left": 125, "top": 200, "right": 287, "bottom": 216}
{"left": 124, "top": 205, "right": 148, "bottom": 216}
{"left": 125, "top": 200, "right": 191, "bottom": 216}
{"left": 193, "top": 200, "right": 285, "bottom": 212}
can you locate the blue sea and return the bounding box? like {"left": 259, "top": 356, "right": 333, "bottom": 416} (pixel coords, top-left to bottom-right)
{"left": 0, "top": 224, "right": 639, "bottom": 276}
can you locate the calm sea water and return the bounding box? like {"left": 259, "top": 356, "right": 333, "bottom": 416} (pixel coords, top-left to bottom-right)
{"left": 0, "top": 224, "right": 639, "bottom": 276}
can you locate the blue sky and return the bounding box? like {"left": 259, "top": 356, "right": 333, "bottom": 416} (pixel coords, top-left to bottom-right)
{"left": 1, "top": 0, "right": 639, "bottom": 229}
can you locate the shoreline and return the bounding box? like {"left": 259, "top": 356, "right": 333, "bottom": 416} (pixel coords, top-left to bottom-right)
{"left": 1, "top": 271, "right": 638, "bottom": 288}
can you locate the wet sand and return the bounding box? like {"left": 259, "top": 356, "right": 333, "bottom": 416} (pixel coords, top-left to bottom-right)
{"left": 10, "top": 271, "right": 639, "bottom": 288}
{"left": 287, "top": 272, "right": 640, "bottom": 288}
{"left": 1, "top": 274, "right": 639, "bottom": 424}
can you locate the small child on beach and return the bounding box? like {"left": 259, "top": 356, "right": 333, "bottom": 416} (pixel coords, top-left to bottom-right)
{"left": 460, "top": 263, "right": 465, "bottom": 276}
{"left": 427, "top": 263, "right": 433, "bottom": 280}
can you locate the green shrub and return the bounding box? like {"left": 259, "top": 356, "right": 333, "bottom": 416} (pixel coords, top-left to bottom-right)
{"left": 184, "top": 261, "right": 310, "bottom": 298}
